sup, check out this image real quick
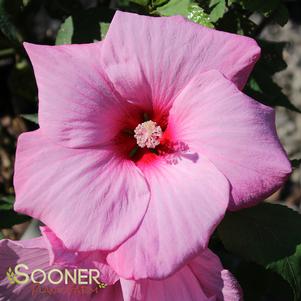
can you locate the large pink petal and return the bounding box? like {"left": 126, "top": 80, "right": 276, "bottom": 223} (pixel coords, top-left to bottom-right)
{"left": 107, "top": 155, "right": 229, "bottom": 279}
{"left": 14, "top": 130, "right": 150, "bottom": 251}
{"left": 24, "top": 42, "right": 126, "bottom": 148}
{"left": 101, "top": 11, "right": 260, "bottom": 112}
{"left": 120, "top": 266, "right": 211, "bottom": 301}
{"left": 168, "top": 70, "right": 291, "bottom": 209}
{"left": 189, "top": 249, "right": 242, "bottom": 301}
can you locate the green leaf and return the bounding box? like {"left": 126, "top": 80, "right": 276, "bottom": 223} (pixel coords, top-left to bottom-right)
{"left": 235, "top": 261, "right": 294, "bottom": 301}
{"left": 56, "top": 8, "right": 113, "bottom": 45}
{"left": 0, "top": 210, "right": 31, "bottom": 228}
{"left": 216, "top": 8, "right": 256, "bottom": 35}
{"left": 0, "top": 232, "right": 3, "bottom": 240}
{"left": 0, "top": 195, "right": 14, "bottom": 210}
{"left": 0, "top": 0, "right": 23, "bottom": 44}
{"left": 56, "top": 16, "right": 73, "bottom": 45}
{"left": 0, "top": 196, "right": 29, "bottom": 238}
{"left": 0, "top": 48, "right": 14, "bottom": 57}
{"left": 22, "top": 0, "right": 31, "bottom": 6}
{"left": 130, "top": 0, "right": 149, "bottom": 7}
{"left": 157, "top": 0, "right": 191, "bottom": 16}
{"left": 268, "top": 248, "right": 301, "bottom": 301}
{"left": 218, "top": 203, "right": 301, "bottom": 300}
{"left": 258, "top": 40, "right": 287, "bottom": 74}
{"left": 209, "top": 0, "right": 226, "bottom": 22}
{"left": 156, "top": 0, "right": 213, "bottom": 27}
{"left": 291, "top": 159, "right": 301, "bottom": 169}
{"left": 8, "top": 59, "right": 37, "bottom": 106}
{"left": 245, "top": 40, "right": 300, "bottom": 113}
{"left": 21, "top": 114, "right": 38, "bottom": 124}
{"left": 100, "top": 22, "right": 110, "bottom": 40}
{"left": 187, "top": 3, "right": 214, "bottom": 28}
{"left": 245, "top": 66, "right": 301, "bottom": 113}
{"left": 239, "top": 0, "right": 280, "bottom": 14}
{"left": 153, "top": 0, "right": 169, "bottom": 7}
{"left": 229, "top": 0, "right": 289, "bottom": 26}
{"left": 0, "top": 195, "right": 31, "bottom": 229}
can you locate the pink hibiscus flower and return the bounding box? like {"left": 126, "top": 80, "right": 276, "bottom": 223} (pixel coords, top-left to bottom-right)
{"left": 0, "top": 228, "right": 242, "bottom": 301}
{"left": 14, "top": 11, "right": 291, "bottom": 280}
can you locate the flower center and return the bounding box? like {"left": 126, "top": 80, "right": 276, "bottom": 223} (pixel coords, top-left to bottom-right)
{"left": 134, "top": 120, "right": 163, "bottom": 149}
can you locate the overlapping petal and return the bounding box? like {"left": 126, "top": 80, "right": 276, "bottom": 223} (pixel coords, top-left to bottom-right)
{"left": 168, "top": 69, "right": 291, "bottom": 209}
{"left": 120, "top": 249, "right": 242, "bottom": 301}
{"left": 120, "top": 266, "right": 210, "bottom": 301}
{"left": 189, "top": 249, "right": 242, "bottom": 301}
{"left": 14, "top": 130, "right": 150, "bottom": 251}
{"left": 107, "top": 155, "right": 229, "bottom": 279}
{"left": 101, "top": 11, "right": 260, "bottom": 112}
{"left": 42, "top": 227, "right": 119, "bottom": 285}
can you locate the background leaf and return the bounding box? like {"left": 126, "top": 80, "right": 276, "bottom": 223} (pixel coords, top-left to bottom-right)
{"left": 218, "top": 203, "right": 301, "bottom": 300}
{"left": 156, "top": 0, "right": 190, "bottom": 16}
{"left": 229, "top": 0, "right": 289, "bottom": 26}
{"left": 0, "top": 210, "right": 31, "bottom": 228}
{"left": 55, "top": 16, "right": 73, "bottom": 45}
{"left": 100, "top": 22, "right": 110, "bottom": 40}
{"left": 0, "top": 0, "right": 23, "bottom": 44}
{"left": 209, "top": 0, "right": 226, "bottom": 22}
{"left": 130, "top": 0, "right": 149, "bottom": 7}
{"left": 0, "top": 195, "right": 31, "bottom": 229}
{"left": 234, "top": 261, "right": 293, "bottom": 301}
{"left": 0, "top": 195, "right": 14, "bottom": 210}
{"left": 187, "top": 3, "right": 214, "bottom": 27}
{"left": 291, "top": 159, "right": 301, "bottom": 169}
{"left": 244, "top": 40, "right": 300, "bottom": 112}
{"left": 56, "top": 7, "right": 113, "bottom": 45}
{"left": 21, "top": 113, "right": 38, "bottom": 124}
{"left": 245, "top": 66, "right": 301, "bottom": 112}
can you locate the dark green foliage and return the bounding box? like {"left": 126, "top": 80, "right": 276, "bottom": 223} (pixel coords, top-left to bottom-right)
{"left": 291, "top": 159, "right": 301, "bottom": 169}
{"left": 218, "top": 203, "right": 301, "bottom": 300}
{"left": 0, "top": 195, "right": 31, "bottom": 230}
{"left": 245, "top": 40, "right": 301, "bottom": 112}
{"left": 21, "top": 113, "right": 38, "bottom": 124}
{"left": 0, "top": 0, "right": 23, "bottom": 44}
{"left": 229, "top": 0, "right": 289, "bottom": 26}
{"left": 56, "top": 7, "right": 114, "bottom": 45}
{"left": 236, "top": 261, "right": 294, "bottom": 301}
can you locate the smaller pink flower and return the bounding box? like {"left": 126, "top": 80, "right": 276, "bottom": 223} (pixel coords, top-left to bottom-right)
{"left": 0, "top": 229, "right": 242, "bottom": 301}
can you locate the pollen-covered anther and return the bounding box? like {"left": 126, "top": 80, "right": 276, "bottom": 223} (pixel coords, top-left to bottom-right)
{"left": 134, "top": 120, "right": 163, "bottom": 149}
